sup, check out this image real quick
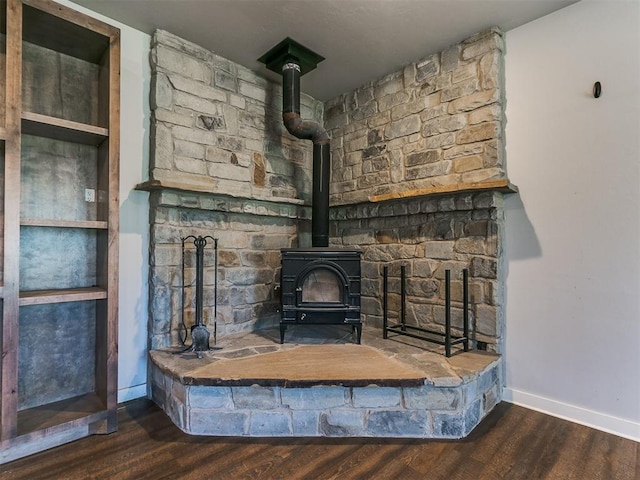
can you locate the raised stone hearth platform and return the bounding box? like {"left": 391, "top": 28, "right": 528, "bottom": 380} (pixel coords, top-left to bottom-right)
{"left": 150, "top": 326, "right": 501, "bottom": 438}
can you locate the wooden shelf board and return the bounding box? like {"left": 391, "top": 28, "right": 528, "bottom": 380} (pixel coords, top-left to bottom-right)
{"left": 21, "top": 218, "right": 108, "bottom": 229}
{"left": 22, "top": 112, "right": 108, "bottom": 146}
{"left": 368, "top": 179, "right": 519, "bottom": 203}
{"left": 17, "top": 393, "right": 107, "bottom": 437}
{"left": 19, "top": 287, "right": 107, "bottom": 306}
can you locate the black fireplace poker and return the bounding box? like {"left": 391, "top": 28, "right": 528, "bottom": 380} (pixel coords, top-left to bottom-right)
{"left": 178, "top": 235, "right": 220, "bottom": 358}
{"left": 258, "top": 38, "right": 329, "bottom": 248}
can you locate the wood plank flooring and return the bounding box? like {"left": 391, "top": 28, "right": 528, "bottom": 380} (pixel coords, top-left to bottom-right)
{"left": 1, "top": 398, "right": 638, "bottom": 479}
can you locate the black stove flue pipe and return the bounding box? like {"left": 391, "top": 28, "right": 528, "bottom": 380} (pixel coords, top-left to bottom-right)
{"left": 281, "top": 61, "right": 330, "bottom": 247}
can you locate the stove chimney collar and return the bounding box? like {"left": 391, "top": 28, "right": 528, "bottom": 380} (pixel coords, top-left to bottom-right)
{"left": 258, "top": 37, "right": 325, "bottom": 76}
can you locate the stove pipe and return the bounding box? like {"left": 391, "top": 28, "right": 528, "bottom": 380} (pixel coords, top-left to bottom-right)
{"left": 281, "top": 62, "right": 330, "bottom": 247}
{"left": 258, "top": 39, "right": 329, "bottom": 248}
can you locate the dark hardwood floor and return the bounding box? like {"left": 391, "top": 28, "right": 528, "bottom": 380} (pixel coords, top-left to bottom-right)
{"left": 2, "top": 398, "right": 638, "bottom": 479}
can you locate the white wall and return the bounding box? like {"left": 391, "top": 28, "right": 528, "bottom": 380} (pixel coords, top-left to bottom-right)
{"left": 64, "top": 1, "right": 151, "bottom": 403}
{"left": 504, "top": 0, "right": 640, "bottom": 440}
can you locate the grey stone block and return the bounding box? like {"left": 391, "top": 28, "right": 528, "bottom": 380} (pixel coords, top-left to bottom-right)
{"left": 149, "top": 382, "right": 167, "bottom": 410}
{"left": 166, "top": 396, "right": 187, "bottom": 431}
{"left": 483, "top": 384, "right": 499, "bottom": 415}
{"left": 151, "top": 73, "right": 173, "bottom": 109}
{"left": 319, "top": 410, "right": 365, "bottom": 436}
{"left": 292, "top": 410, "right": 320, "bottom": 436}
{"left": 470, "top": 257, "right": 497, "bottom": 279}
{"left": 189, "top": 386, "right": 233, "bottom": 409}
{"left": 462, "top": 381, "right": 480, "bottom": 407}
{"left": 154, "top": 45, "right": 211, "bottom": 84}
{"left": 249, "top": 411, "right": 292, "bottom": 436}
{"left": 188, "top": 410, "right": 249, "bottom": 435}
{"left": 282, "top": 387, "right": 348, "bottom": 410}
{"left": 404, "top": 386, "right": 460, "bottom": 410}
{"left": 478, "top": 365, "right": 499, "bottom": 393}
{"left": 476, "top": 305, "right": 498, "bottom": 336}
{"left": 384, "top": 114, "right": 421, "bottom": 140}
{"left": 352, "top": 387, "right": 402, "bottom": 408}
{"left": 464, "top": 399, "right": 483, "bottom": 436}
{"left": 154, "top": 30, "right": 213, "bottom": 62}
{"left": 432, "top": 411, "right": 464, "bottom": 438}
{"left": 238, "top": 80, "right": 267, "bottom": 103}
{"left": 366, "top": 410, "right": 429, "bottom": 438}
{"left": 151, "top": 123, "right": 173, "bottom": 170}
{"left": 232, "top": 386, "right": 279, "bottom": 409}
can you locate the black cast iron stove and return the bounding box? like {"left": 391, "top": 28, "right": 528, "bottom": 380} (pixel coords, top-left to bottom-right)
{"left": 280, "top": 248, "right": 362, "bottom": 343}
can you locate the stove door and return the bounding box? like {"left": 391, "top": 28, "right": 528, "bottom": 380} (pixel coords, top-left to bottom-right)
{"left": 296, "top": 263, "right": 348, "bottom": 307}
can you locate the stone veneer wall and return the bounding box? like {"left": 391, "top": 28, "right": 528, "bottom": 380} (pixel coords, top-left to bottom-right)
{"left": 148, "top": 31, "right": 322, "bottom": 348}
{"left": 325, "top": 29, "right": 508, "bottom": 351}
{"left": 325, "top": 28, "right": 506, "bottom": 205}
{"left": 331, "top": 192, "right": 504, "bottom": 349}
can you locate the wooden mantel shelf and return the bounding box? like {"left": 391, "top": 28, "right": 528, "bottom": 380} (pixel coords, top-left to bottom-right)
{"left": 135, "top": 179, "right": 306, "bottom": 206}
{"left": 135, "top": 179, "right": 211, "bottom": 193}
{"left": 368, "top": 179, "right": 518, "bottom": 203}
{"left": 136, "top": 179, "right": 517, "bottom": 207}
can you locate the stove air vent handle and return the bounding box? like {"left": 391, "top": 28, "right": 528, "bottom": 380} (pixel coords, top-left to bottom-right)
{"left": 296, "top": 286, "right": 303, "bottom": 305}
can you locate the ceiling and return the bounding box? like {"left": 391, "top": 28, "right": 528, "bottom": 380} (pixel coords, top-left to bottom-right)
{"left": 71, "top": 0, "right": 579, "bottom": 101}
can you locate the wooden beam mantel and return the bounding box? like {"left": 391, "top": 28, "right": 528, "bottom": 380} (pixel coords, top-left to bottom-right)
{"left": 368, "top": 179, "right": 518, "bottom": 203}
{"left": 135, "top": 179, "right": 306, "bottom": 206}
{"left": 135, "top": 179, "right": 213, "bottom": 194}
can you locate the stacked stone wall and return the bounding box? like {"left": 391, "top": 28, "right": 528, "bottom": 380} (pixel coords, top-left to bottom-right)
{"left": 330, "top": 191, "right": 504, "bottom": 350}
{"left": 148, "top": 31, "right": 321, "bottom": 347}
{"left": 325, "top": 28, "right": 506, "bottom": 206}
{"left": 325, "top": 29, "right": 509, "bottom": 351}
{"left": 149, "top": 191, "right": 311, "bottom": 348}
{"left": 150, "top": 30, "right": 322, "bottom": 201}
{"left": 147, "top": 28, "right": 510, "bottom": 350}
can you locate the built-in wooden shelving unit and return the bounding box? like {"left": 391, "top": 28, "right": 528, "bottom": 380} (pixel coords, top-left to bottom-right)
{"left": 1, "top": 0, "right": 119, "bottom": 464}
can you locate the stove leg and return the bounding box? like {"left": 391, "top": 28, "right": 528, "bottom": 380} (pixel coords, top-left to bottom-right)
{"left": 280, "top": 323, "right": 287, "bottom": 344}
{"left": 354, "top": 324, "right": 362, "bottom": 344}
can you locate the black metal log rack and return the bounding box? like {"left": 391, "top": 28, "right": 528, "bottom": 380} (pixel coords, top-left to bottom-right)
{"left": 383, "top": 265, "right": 470, "bottom": 357}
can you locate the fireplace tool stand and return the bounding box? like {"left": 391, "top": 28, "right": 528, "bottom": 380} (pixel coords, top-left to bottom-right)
{"left": 177, "top": 235, "right": 220, "bottom": 358}
{"left": 383, "top": 265, "right": 470, "bottom": 357}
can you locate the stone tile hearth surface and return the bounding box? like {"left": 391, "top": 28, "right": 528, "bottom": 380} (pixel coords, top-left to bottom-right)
{"left": 150, "top": 325, "right": 499, "bottom": 388}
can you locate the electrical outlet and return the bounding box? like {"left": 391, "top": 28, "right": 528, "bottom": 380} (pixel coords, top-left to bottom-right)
{"left": 85, "top": 188, "right": 96, "bottom": 202}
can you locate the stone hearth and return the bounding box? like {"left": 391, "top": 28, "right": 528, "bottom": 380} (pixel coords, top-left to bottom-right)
{"left": 150, "top": 326, "right": 500, "bottom": 438}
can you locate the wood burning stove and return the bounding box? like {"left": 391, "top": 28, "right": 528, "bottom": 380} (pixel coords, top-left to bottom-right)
{"left": 260, "top": 40, "right": 362, "bottom": 343}
{"left": 280, "top": 248, "right": 362, "bottom": 344}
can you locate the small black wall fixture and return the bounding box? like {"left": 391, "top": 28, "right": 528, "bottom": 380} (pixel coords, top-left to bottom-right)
{"left": 593, "top": 81, "right": 602, "bottom": 98}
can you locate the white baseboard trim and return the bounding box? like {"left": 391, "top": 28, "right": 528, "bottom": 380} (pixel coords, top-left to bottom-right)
{"left": 503, "top": 387, "right": 640, "bottom": 442}
{"left": 118, "top": 383, "right": 147, "bottom": 404}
